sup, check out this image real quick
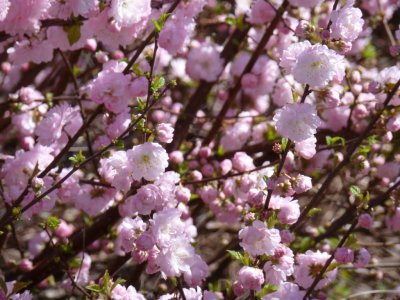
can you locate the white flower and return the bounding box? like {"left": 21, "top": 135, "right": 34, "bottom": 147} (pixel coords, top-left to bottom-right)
{"left": 273, "top": 103, "right": 321, "bottom": 143}
{"left": 128, "top": 142, "right": 169, "bottom": 181}
{"left": 110, "top": 0, "right": 151, "bottom": 27}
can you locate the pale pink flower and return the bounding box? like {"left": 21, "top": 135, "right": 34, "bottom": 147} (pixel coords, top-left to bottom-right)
{"left": 156, "top": 237, "right": 195, "bottom": 278}
{"left": 0, "top": 0, "right": 10, "bottom": 21}
{"left": 358, "top": 213, "right": 374, "bottom": 229}
{"left": 262, "top": 282, "right": 305, "bottom": 300}
{"left": 99, "top": 151, "right": 133, "bottom": 192}
{"left": 0, "top": 0, "right": 51, "bottom": 35}
{"left": 74, "top": 185, "right": 116, "bottom": 216}
{"left": 263, "top": 245, "right": 294, "bottom": 285}
{"left": 274, "top": 103, "right": 321, "bottom": 142}
{"left": 386, "top": 207, "right": 400, "bottom": 231}
{"left": 387, "top": 114, "right": 400, "bottom": 132}
{"left": 157, "top": 123, "right": 174, "bottom": 143}
{"left": 294, "top": 250, "right": 337, "bottom": 289}
{"left": 248, "top": 0, "right": 275, "bottom": 25}
{"left": 36, "top": 103, "right": 83, "bottom": 150}
{"left": 111, "top": 284, "right": 146, "bottom": 300}
{"left": 291, "top": 43, "right": 346, "bottom": 87}
{"left": 353, "top": 248, "right": 371, "bottom": 267}
{"left": 331, "top": 6, "right": 364, "bottom": 42}
{"left": 110, "top": 0, "right": 151, "bottom": 27}
{"left": 239, "top": 220, "right": 281, "bottom": 257}
{"left": 114, "top": 217, "right": 146, "bottom": 255}
{"left": 334, "top": 247, "right": 354, "bottom": 264}
{"left": 232, "top": 152, "right": 255, "bottom": 172}
{"left": 127, "top": 142, "right": 169, "bottom": 182}
{"left": 237, "top": 266, "right": 264, "bottom": 291}
{"left": 186, "top": 41, "right": 224, "bottom": 82}
{"left": 120, "top": 184, "right": 162, "bottom": 216}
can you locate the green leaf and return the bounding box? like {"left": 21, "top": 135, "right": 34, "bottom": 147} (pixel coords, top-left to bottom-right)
{"left": 0, "top": 277, "right": 7, "bottom": 294}
{"left": 47, "top": 216, "right": 60, "bottom": 229}
{"left": 367, "top": 135, "right": 377, "bottom": 145}
{"left": 151, "top": 76, "right": 165, "bottom": 93}
{"left": 86, "top": 284, "right": 101, "bottom": 293}
{"left": 227, "top": 250, "right": 243, "bottom": 261}
{"left": 281, "top": 137, "right": 288, "bottom": 151}
{"left": 152, "top": 13, "right": 170, "bottom": 32}
{"left": 350, "top": 185, "right": 362, "bottom": 198}
{"left": 307, "top": 207, "right": 321, "bottom": 217}
{"left": 111, "top": 279, "right": 126, "bottom": 292}
{"left": 113, "top": 139, "right": 125, "bottom": 150}
{"left": 362, "top": 43, "right": 377, "bottom": 60}
{"left": 64, "top": 23, "right": 81, "bottom": 46}
{"left": 325, "top": 136, "right": 345, "bottom": 146}
{"left": 69, "top": 150, "right": 85, "bottom": 166}
{"left": 68, "top": 258, "right": 81, "bottom": 269}
{"left": 12, "top": 281, "right": 31, "bottom": 294}
{"left": 102, "top": 270, "right": 110, "bottom": 295}
{"left": 12, "top": 206, "right": 22, "bottom": 219}
{"left": 357, "top": 145, "right": 370, "bottom": 156}
{"left": 256, "top": 284, "right": 278, "bottom": 299}
{"left": 217, "top": 145, "right": 225, "bottom": 156}
{"left": 225, "top": 16, "right": 237, "bottom": 26}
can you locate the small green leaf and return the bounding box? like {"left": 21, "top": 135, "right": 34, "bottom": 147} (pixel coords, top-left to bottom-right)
{"left": 12, "top": 281, "right": 31, "bottom": 294}
{"left": 111, "top": 279, "right": 126, "bottom": 292}
{"left": 151, "top": 76, "right": 165, "bottom": 93}
{"left": 69, "top": 150, "right": 85, "bottom": 166}
{"left": 227, "top": 250, "right": 244, "bottom": 261}
{"left": 256, "top": 283, "right": 278, "bottom": 299}
{"left": 152, "top": 13, "right": 170, "bottom": 32}
{"left": 325, "top": 136, "right": 345, "bottom": 146}
{"left": 217, "top": 145, "right": 225, "bottom": 156}
{"left": 64, "top": 23, "right": 81, "bottom": 46}
{"left": 281, "top": 137, "right": 288, "bottom": 151}
{"left": 350, "top": 185, "right": 362, "bottom": 198}
{"left": 307, "top": 208, "right": 321, "bottom": 217}
{"left": 113, "top": 139, "right": 125, "bottom": 150}
{"left": 68, "top": 258, "right": 81, "bottom": 269}
{"left": 362, "top": 42, "right": 377, "bottom": 60}
{"left": 47, "top": 216, "right": 60, "bottom": 229}
{"left": 136, "top": 97, "right": 146, "bottom": 110}
{"left": 12, "top": 207, "right": 22, "bottom": 219}
{"left": 0, "top": 277, "right": 7, "bottom": 294}
{"left": 367, "top": 135, "right": 377, "bottom": 145}
{"left": 86, "top": 284, "right": 101, "bottom": 293}
{"left": 225, "top": 16, "right": 237, "bottom": 26}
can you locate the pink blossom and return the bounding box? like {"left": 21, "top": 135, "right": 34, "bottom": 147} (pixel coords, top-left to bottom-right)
{"left": 248, "top": 0, "right": 275, "bottom": 25}
{"left": 237, "top": 266, "right": 264, "bottom": 291}
{"left": 127, "top": 142, "right": 169, "bottom": 182}
{"left": 120, "top": 184, "right": 162, "bottom": 216}
{"left": 293, "top": 174, "right": 312, "bottom": 194}
{"left": 0, "top": 0, "right": 51, "bottom": 35}
{"left": 274, "top": 103, "right": 321, "bottom": 143}
{"left": 358, "top": 213, "right": 374, "bottom": 229}
{"left": 36, "top": 103, "right": 83, "bottom": 151}
{"left": 294, "top": 250, "right": 337, "bottom": 289}
{"left": 334, "top": 247, "right": 354, "bottom": 264}
{"left": 239, "top": 220, "right": 281, "bottom": 257}
{"left": 111, "top": 284, "right": 146, "bottom": 300}
{"left": 99, "top": 151, "right": 133, "bottom": 192}
{"left": 331, "top": 6, "right": 364, "bottom": 42}
{"left": 263, "top": 245, "right": 294, "bottom": 285}
{"left": 186, "top": 41, "right": 224, "bottom": 82}
{"left": 114, "top": 217, "right": 146, "bottom": 255}
{"left": 157, "top": 123, "right": 174, "bottom": 143}
{"left": 386, "top": 207, "right": 400, "bottom": 231}
{"left": 262, "top": 282, "right": 305, "bottom": 300}
{"left": 294, "top": 44, "right": 346, "bottom": 87}
{"left": 386, "top": 114, "right": 400, "bottom": 132}
{"left": 288, "top": 0, "right": 323, "bottom": 8}
{"left": 109, "top": 0, "right": 151, "bottom": 27}
{"left": 232, "top": 152, "right": 255, "bottom": 172}
{"left": 353, "top": 248, "right": 371, "bottom": 267}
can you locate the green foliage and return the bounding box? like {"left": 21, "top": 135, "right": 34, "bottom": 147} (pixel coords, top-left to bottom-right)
{"left": 69, "top": 150, "right": 86, "bottom": 166}
{"left": 152, "top": 13, "right": 170, "bottom": 32}
{"left": 281, "top": 137, "right": 288, "bottom": 151}
{"left": 307, "top": 207, "right": 321, "bottom": 217}
{"left": 325, "top": 136, "right": 346, "bottom": 146}
{"left": 256, "top": 284, "right": 278, "bottom": 299}
{"left": 46, "top": 216, "right": 61, "bottom": 229}
{"left": 151, "top": 76, "right": 165, "bottom": 93}
{"left": 362, "top": 42, "right": 377, "bottom": 60}
{"left": 64, "top": 23, "right": 81, "bottom": 46}
{"left": 227, "top": 250, "right": 250, "bottom": 266}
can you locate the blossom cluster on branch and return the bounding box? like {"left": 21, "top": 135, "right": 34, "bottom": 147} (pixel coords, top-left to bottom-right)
{"left": 0, "top": 0, "right": 399, "bottom": 299}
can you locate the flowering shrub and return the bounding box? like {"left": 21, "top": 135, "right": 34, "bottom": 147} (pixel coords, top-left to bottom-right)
{"left": 0, "top": 0, "right": 399, "bottom": 299}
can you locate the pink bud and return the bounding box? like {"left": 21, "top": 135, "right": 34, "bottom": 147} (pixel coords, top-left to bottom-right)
{"left": 169, "top": 151, "right": 184, "bottom": 164}
{"left": 237, "top": 266, "right": 264, "bottom": 291}
{"left": 334, "top": 247, "right": 354, "bottom": 264}
{"left": 175, "top": 186, "right": 191, "bottom": 203}
{"left": 358, "top": 213, "right": 374, "bottom": 229}
{"left": 19, "top": 259, "right": 33, "bottom": 272}
{"left": 136, "top": 233, "right": 155, "bottom": 251}
{"left": 84, "top": 38, "right": 97, "bottom": 51}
